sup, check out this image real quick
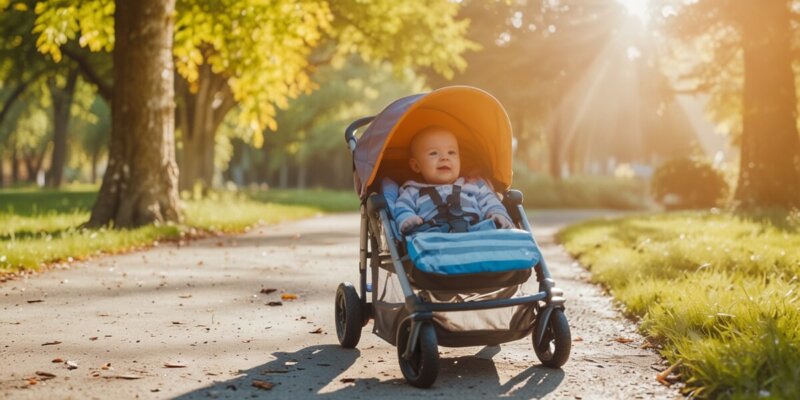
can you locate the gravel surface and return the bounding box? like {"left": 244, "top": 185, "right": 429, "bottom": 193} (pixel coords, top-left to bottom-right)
{"left": 0, "top": 211, "right": 680, "bottom": 399}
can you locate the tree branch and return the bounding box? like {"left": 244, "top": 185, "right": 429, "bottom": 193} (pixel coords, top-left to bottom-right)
{"left": 62, "top": 47, "right": 113, "bottom": 101}
{"left": 0, "top": 68, "right": 47, "bottom": 127}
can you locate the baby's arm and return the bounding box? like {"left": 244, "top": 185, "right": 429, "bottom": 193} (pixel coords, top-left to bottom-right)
{"left": 476, "top": 181, "right": 514, "bottom": 229}
{"left": 395, "top": 185, "right": 423, "bottom": 233}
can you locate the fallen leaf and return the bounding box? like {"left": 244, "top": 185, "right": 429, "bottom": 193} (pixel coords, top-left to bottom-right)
{"left": 164, "top": 363, "right": 187, "bottom": 368}
{"left": 101, "top": 363, "right": 112, "bottom": 370}
{"left": 27, "top": 299, "right": 44, "bottom": 304}
{"left": 260, "top": 288, "right": 277, "bottom": 294}
{"left": 573, "top": 336, "right": 584, "bottom": 342}
{"left": 656, "top": 360, "right": 683, "bottom": 387}
{"left": 89, "top": 337, "right": 98, "bottom": 341}
{"left": 35, "top": 371, "right": 56, "bottom": 379}
{"left": 267, "top": 301, "right": 282, "bottom": 306}
{"left": 42, "top": 341, "right": 62, "bottom": 346}
{"left": 171, "top": 321, "right": 184, "bottom": 325}
{"left": 179, "top": 294, "right": 192, "bottom": 299}
{"left": 281, "top": 293, "right": 298, "bottom": 301}
{"left": 261, "top": 369, "right": 289, "bottom": 374}
{"left": 52, "top": 358, "right": 63, "bottom": 363}
{"left": 340, "top": 378, "right": 356, "bottom": 383}
{"left": 26, "top": 377, "right": 38, "bottom": 385}
{"left": 252, "top": 380, "right": 274, "bottom": 390}
{"left": 614, "top": 337, "right": 634, "bottom": 344}
{"left": 309, "top": 328, "right": 323, "bottom": 334}
{"left": 103, "top": 374, "right": 143, "bottom": 380}
{"left": 66, "top": 360, "right": 78, "bottom": 370}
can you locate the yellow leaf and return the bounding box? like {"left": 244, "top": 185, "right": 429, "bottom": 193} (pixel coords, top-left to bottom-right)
{"left": 280, "top": 293, "right": 298, "bottom": 301}
{"left": 253, "top": 131, "right": 264, "bottom": 149}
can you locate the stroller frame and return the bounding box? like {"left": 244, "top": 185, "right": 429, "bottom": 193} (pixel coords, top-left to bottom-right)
{"left": 337, "top": 116, "right": 571, "bottom": 388}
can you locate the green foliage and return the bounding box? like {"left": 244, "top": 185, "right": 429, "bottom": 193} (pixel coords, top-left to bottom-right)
{"left": 651, "top": 156, "right": 729, "bottom": 209}
{"left": 255, "top": 57, "right": 424, "bottom": 178}
{"left": 173, "top": 0, "right": 332, "bottom": 136}
{"left": 560, "top": 212, "right": 800, "bottom": 398}
{"left": 32, "top": 0, "right": 115, "bottom": 62}
{"left": 31, "top": 0, "right": 474, "bottom": 140}
{"left": 328, "top": 0, "right": 475, "bottom": 79}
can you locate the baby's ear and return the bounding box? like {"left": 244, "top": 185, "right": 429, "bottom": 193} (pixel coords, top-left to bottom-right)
{"left": 409, "top": 158, "right": 420, "bottom": 173}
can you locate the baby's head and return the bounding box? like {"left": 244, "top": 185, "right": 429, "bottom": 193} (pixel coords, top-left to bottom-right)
{"left": 408, "top": 126, "right": 461, "bottom": 184}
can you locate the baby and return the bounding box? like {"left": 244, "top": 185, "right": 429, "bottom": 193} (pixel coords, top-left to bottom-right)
{"left": 395, "top": 126, "right": 513, "bottom": 234}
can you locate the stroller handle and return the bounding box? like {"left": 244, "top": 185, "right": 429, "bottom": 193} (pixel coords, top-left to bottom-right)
{"left": 345, "top": 116, "right": 375, "bottom": 152}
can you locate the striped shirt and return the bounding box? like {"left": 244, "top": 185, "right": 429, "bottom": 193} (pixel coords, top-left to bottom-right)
{"left": 394, "top": 177, "right": 511, "bottom": 231}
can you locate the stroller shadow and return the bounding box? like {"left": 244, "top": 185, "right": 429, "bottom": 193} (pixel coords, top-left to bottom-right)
{"left": 174, "top": 344, "right": 564, "bottom": 399}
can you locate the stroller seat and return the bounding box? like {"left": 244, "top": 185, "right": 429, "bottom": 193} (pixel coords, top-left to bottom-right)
{"left": 380, "top": 178, "right": 538, "bottom": 290}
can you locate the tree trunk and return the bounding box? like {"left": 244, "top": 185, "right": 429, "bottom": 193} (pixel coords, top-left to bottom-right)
{"left": 734, "top": 2, "right": 800, "bottom": 208}
{"left": 47, "top": 68, "right": 79, "bottom": 188}
{"left": 90, "top": 147, "right": 99, "bottom": 184}
{"left": 86, "top": 0, "right": 180, "bottom": 228}
{"left": 23, "top": 153, "right": 37, "bottom": 183}
{"left": 0, "top": 149, "right": 4, "bottom": 187}
{"left": 11, "top": 146, "right": 19, "bottom": 183}
{"left": 279, "top": 161, "right": 289, "bottom": 188}
{"left": 175, "top": 63, "right": 236, "bottom": 192}
{"left": 297, "top": 162, "right": 306, "bottom": 189}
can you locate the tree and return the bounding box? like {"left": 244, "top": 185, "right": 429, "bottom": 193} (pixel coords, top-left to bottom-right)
{"left": 32, "top": 0, "right": 475, "bottom": 193}
{"left": 86, "top": 0, "right": 179, "bottom": 227}
{"left": 1, "top": 1, "right": 91, "bottom": 188}
{"left": 429, "top": 0, "right": 697, "bottom": 179}
{"left": 667, "top": 0, "right": 800, "bottom": 208}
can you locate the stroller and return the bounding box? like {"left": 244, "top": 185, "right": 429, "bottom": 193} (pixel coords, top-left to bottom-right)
{"left": 335, "top": 86, "right": 571, "bottom": 388}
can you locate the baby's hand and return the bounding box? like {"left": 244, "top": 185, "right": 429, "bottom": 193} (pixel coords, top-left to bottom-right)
{"left": 488, "top": 213, "right": 514, "bottom": 229}
{"left": 400, "top": 216, "right": 424, "bottom": 233}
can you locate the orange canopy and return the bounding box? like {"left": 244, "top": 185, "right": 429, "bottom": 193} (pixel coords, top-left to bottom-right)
{"left": 353, "top": 86, "right": 513, "bottom": 198}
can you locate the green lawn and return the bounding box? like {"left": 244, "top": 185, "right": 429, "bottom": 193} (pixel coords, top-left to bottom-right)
{"left": 559, "top": 211, "right": 800, "bottom": 399}
{"left": 0, "top": 186, "right": 359, "bottom": 273}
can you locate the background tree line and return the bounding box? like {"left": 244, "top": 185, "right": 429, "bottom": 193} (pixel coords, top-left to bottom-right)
{"left": 1, "top": 0, "right": 798, "bottom": 228}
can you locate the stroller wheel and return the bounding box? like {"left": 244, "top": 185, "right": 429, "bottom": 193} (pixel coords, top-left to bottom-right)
{"left": 533, "top": 308, "right": 571, "bottom": 368}
{"left": 335, "top": 282, "right": 363, "bottom": 348}
{"left": 396, "top": 319, "right": 439, "bottom": 388}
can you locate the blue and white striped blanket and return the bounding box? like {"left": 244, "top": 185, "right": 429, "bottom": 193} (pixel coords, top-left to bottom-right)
{"left": 406, "top": 229, "right": 540, "bottom": 276}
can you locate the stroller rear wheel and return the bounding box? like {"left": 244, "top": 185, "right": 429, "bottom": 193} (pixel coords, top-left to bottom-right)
{"left": 533, "top": 308, "right": 571, "bottom": 368}
{"left": 396, "top": 319, "right": 439, "bottom": 388}
{"left": 335, "top": 282, "right": 363, "bottom": 348}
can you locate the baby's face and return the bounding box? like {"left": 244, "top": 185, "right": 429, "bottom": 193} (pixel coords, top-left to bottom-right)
{"left": 409, "top": 128, "right": 461, "bottom": 185}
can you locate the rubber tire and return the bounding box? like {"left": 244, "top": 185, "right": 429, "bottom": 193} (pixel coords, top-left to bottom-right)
{"left": 335, "top": 282, "right": 362, "bottom": 348}
{"left": 397, "top": 320, "right": 439, "bottom": 388}
{"left": 533, "top": 308, "right": 571, "bottom": 368}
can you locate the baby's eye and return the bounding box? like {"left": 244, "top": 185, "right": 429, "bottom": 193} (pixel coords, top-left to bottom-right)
{"left": 448, "top": 150, "right": 457, "bottom": 155}
{"left": 428, "top": 151, "right": 438, "bottom": 156}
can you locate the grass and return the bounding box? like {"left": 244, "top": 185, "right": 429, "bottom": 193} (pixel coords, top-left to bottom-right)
{"left": 0, "top": 186, "right": 359, "bottom": 273}
{"left": 559, "top": 210, "right": 800, "bottom": 398}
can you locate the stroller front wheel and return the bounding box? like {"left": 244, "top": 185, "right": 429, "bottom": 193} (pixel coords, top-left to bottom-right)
{"left": 533, "top": 308, "right": 571, "bottom": 368}
{"left": 335, "top": 282, "right": 363, "bottom": 348}
{"left": 397, "top": 319, "right": 439, "bottom": 388}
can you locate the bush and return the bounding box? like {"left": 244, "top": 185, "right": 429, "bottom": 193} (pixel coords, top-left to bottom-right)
{"left": 512, "top": 167, "right": 650, "bottom": 210}
{"left": 651, "top": 157, "right": 728, "bottom": 209}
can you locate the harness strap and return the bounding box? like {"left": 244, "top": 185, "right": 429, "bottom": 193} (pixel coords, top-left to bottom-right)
{"left": 418, "top": 185, "right": 478, "bottom": 233}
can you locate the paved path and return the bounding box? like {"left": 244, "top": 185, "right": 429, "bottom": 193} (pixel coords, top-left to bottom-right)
{"left": 0, "top": 211, "right": 678, "bottom": 399}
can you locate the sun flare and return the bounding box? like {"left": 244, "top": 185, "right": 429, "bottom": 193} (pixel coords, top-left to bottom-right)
{"left": 616, "top": 0, "right": 651, "bottom": 24}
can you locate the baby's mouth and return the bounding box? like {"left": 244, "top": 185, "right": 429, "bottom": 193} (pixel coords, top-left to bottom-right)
{"left": 437, "top": 166, "right": 451, "bottom": 171}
